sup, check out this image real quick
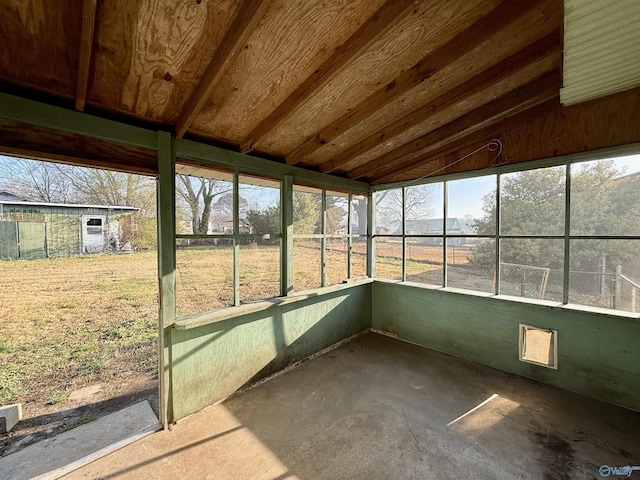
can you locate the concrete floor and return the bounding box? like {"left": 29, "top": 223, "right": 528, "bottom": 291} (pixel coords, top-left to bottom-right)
{"left": 63, "top": 332, "right": 640, "bottom": 480}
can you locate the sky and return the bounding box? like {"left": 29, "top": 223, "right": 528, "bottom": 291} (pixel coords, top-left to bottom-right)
{"left": 446, "top": 154, "right": 640, "bottom": 219}
{"left": 2, "top": 153, "right": 639, "bottom": 220}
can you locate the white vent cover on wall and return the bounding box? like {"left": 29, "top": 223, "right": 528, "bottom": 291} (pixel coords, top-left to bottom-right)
{"left": 519, "top": 325, "right": 558, "bottom": 369}
{"left": 560, "top": 0, "right": 640, "bottom": 106}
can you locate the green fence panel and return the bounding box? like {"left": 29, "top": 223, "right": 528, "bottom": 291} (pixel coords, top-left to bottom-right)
{"left": 18, "top": 222, "right": 47, "bottom": 259}
{"left": 0, "top": 221, "right": 19, "bottom": 259}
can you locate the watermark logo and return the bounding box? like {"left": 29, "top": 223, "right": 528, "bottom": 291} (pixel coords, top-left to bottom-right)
{"left": 599, "top": 465, "right": 640, "bottom": 477}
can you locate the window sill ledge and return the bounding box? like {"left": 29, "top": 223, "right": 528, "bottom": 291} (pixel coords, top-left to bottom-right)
{"left": 374, "top": 279, "right": 640, "bottom": 321}
{"left": 173, "top": 277, "right": 373, "bottom": 330}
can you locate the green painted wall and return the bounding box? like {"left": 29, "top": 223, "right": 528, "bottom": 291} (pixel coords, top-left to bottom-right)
{"left": 169, "top": 283, "right": 371, "bottom": 420}
{"left": 371, "top": 281, "right": 640, "bottom": 412}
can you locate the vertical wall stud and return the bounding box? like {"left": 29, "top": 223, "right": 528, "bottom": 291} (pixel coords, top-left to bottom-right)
{"left": 281, "top": 175, "right": 294, "bottom": 295}
{"left": 443, "top": 181, "right": 448, "bottom": 287}
{"left": 563, "top": 163, "right": 571, "bottom": 304}
{"left": 495, "top": 174, "right": 501, "bottom": 295}
{"left": 156, "top": 130, "right": 175, "bottom": 427}
{"left": 321, "top": 190, "right": 326, "bottom": 287}
{"left": 233, "top": 167, "right": 240, "bottom": 306}
{"left": 347, "top": 192, "right": 353, "bottom": 279}
{"left": 402, "top": 187, "right": 407, "bottom": 281}
{"left": 367, "top": 190, "right": 375, "bottom": 278}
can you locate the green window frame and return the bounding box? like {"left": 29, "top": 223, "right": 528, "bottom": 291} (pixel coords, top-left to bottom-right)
{"left": 372, "top": 147, "right": 640, "bottom": 315}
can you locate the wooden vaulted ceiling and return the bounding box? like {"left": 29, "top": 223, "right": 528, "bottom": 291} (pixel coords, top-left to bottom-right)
{"left": 0, "top": 0, "right": 639, "bottom": 184}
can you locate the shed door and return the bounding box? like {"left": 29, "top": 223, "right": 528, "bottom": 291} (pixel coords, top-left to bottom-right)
{"left": 82, "top": 215, "right": 106, "bottom": 253}
{"left": 18, "top": 222, "right": 47, "bottom": 259}
{"left": 0, "top": 221, "right": 19, "bottom": 259}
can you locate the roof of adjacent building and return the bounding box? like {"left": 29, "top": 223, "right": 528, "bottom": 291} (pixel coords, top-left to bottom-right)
{"left": 0, "top": 191, "right": 139, "bottom": 211}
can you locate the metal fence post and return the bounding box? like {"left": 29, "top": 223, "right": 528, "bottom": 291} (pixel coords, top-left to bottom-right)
{"left": 614, "top": 265, "right": 622, "bottom": 310}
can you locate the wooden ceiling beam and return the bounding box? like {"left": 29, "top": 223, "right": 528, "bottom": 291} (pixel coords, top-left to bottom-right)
{"left": 174, "top": 0, "right": 271, "bottom": 139}
{"left": 285, "top": 0, "right": 544, "bottom": 166}
{"left": 75, "top": 0, "right": 97, "bottom": 112}
{"left": 370, "top": 99, "right": 561, "bottom": 184}
{"left": 348, "top": 70, "right": 561, "bottom": 180}
{"left": 239, "top": 0, "right": 419, "bottom": 153}
{"left": 318, "top": 30, "right": 560, "bottom": 174}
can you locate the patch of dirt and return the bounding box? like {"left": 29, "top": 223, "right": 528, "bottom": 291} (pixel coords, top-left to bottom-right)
{"left": 0, "top": 374, "right": 158, "bottom": 457}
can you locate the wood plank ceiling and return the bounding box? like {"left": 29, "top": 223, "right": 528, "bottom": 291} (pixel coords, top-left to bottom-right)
{"left": 0, "top": 0, "right": 638, "bottom": 184}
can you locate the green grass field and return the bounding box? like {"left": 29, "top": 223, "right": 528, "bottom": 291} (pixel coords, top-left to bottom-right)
{"left": 0, "top": 246, "right": 366, "bottom": 413}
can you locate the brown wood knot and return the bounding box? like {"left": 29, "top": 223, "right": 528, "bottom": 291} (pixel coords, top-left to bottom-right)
{"left": 164, "top": 72, "right": 173, "bottom": 82}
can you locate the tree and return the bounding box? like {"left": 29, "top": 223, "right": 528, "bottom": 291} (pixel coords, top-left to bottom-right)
{"left": 245, "top": 206, "right": 280, "bottom": 244}
{"left": 351, "top": 196, "right": 368, "bottom": 235}
{"left": 175, "top": 175, "right": 233, "bottom": 235}
{"left": 324, "top": 194, "right": 347, "bottom": 235}
{"left": 471, "top": 160, "right": 638, "bottom": 273}
{"left": 293, "top": 191, "right": 321, "bottom": 234}
{"left": 375, "top": 184, "right": 435, "bottom": 233}
{"left": 0, "top": 156, "right": 77, "bottom": 203}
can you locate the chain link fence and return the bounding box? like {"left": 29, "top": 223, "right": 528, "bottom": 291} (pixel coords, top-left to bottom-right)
{"left": 501, "top": 262, "right": 639, "bottom": 312}
{"left": 618, "top": 273, "right": 640, "bottom": 313}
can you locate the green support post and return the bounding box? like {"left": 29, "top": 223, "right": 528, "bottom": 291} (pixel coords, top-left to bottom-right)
{"left": 156, "top": 131, "right": 176, "bottom": 427}
{"left": 347, "top": 192, "right": 353, "bottom": 279}
{"left": 367, "top": 191, "right": 375, "bottom": 278}
{"left": 442, "top": 181, "right": 448, "bottom": 287}
{"left": 233, "top": 168, "right": 240, "bottom": 306}
{"left": 281, "top": 176, "right": 294, "bottom": 295}
{"left": 495, "top": 174, "right": 501, "bottom": 295}
{"left": 563, "top": 164, "right": 572, "bottom": 304}
{"left": 402, "top": 187, "right": 407, "bottom": 282}
{"left": 321, "top": 190, "right": 326, "bottom": 287}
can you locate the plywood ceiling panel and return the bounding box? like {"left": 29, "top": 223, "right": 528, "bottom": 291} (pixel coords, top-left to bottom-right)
{"left": 329, "top": 53, "right": 561, "bottom": 175}
{"left": 89, "top": 0, "right": 239, "bottom": 123}
{"left": 2, "top": 0, "right": 636, "bottom": 184}
{"left": 300, "top": 0, "right": 561, "bottom": 168}
{"left": 0, "top": 0, "right": 82, "bottom": 97}
{"left": 189, "top": 0, "right": 388, "bottom": 141}
{"left": 253, "top": 0, "right": 501, "bottom": 154}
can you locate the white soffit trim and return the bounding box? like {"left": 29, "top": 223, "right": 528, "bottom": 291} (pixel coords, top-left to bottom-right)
{"left": 560, "top": 0, "right": 640, "bottom": 106}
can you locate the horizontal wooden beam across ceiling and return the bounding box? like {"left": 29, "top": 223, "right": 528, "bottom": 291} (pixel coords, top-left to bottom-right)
{"left": 75, "top": 0, "right": 97, "bottom": 112}
{"left": 370, "top": 98, "right": 561, "bottom": 184}
{"left": 350, "top": 70, "right": 561, "bottom": 180}
{"left": 318, "top": 30, "right": 561, "bottom": 174}
{"left": 0, "top": 93, "right": 370, "bottom": 191}
{"left": 174, "top": 0, "right": 271, "bottom": 139}
{"left": 284, "top": 0, "right": 544, "bottom": 166}
{"left": 239, "top": 0, "right": 419, "bottom": 154}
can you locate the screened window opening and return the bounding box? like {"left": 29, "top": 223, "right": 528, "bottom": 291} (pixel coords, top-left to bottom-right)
{"left": 174, "top": 165, "right": 282, "bottom": 316}
{"left": 293, "top": 185, "right": 368, "bottom": 291}
{"left": 373, "top": 154, "right": 640, "bottom": 314}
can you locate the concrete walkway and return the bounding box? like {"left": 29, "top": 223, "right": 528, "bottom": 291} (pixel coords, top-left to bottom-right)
{"left": 63, "top": 333, "right": 640, "bottom": 479}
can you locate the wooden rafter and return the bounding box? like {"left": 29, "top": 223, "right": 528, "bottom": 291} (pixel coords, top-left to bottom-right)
{"left": 174, "top": 0, "right": 271, "bottom": 139}
{"left": 284, "top": 0, "right": 544, "bottom": 166}
{"left": 75, "top": 0, "right": 97, "bottom": 112}
{"left": 318, "top": 30, "right": 561, "bottom": 174}
{"left": 370, "top": 99, "right": 561, "bottom": 184}
{"left": 348, "top": 70, "right": 561, "bottom": 180}
{"left": 238, "top": 0, "right": 419, "bottom": 154}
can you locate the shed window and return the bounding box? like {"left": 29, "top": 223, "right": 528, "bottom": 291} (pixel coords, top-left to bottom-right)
{"left": 86, "top": 218, "right": 103, "bottom": 234}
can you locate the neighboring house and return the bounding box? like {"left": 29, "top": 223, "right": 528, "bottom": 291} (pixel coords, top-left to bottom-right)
{"left": 177, "top": 218, "right": 253, "bottom": 236}
{"left": 212, "top": 219, "right": 252, "bottom": 235}
{"left": 0, "top": 193, "right": 138, "bottom": 260}
{"left": 405, "top": 218, "right": 474, "bottom": 246}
